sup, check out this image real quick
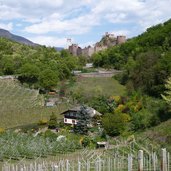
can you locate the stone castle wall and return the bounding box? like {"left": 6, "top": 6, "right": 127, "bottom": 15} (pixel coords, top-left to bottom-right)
{"left": 68, "top": 33, "right": 126, "bottom": 57}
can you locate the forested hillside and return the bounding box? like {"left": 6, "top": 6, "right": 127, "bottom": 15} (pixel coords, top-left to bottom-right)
{"left": 0, "top": 37, "right": 79, "bottom": 90}
{"left": 93, "top": 19, "right": 171, "bottom": 97}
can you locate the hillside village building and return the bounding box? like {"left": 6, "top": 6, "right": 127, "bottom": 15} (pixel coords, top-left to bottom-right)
{"left": 60, "top": 106, "right": 101, "bottom": 125}
{"left": 68, "top": 33, "right": 126, "bottom": 57}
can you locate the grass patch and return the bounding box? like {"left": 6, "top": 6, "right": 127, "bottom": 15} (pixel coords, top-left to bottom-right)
{"left": 69, "top": 77, "right": 126, "bottom": 98}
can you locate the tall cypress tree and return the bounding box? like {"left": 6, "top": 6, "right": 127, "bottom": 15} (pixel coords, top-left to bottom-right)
{"left": 74, "top": 106, "right": 90, "bottom": 134}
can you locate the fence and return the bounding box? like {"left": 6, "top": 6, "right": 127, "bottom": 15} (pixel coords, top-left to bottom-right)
{"left": 2, "top": 148, "right": 171, "bottom": 171}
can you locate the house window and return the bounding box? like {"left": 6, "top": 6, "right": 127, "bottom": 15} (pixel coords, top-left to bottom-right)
{"left": 72, "top": 120, "right": 75, "bottom": 124}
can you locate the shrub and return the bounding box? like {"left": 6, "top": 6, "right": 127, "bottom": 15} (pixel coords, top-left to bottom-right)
{"left": 102, "top": 113, "right": 131, "bottom": 136}
{"left": 38, "top": 118, "right": 48, "bottom": 125}
{"left": 82, "top": 136, "right": 91, "bottom": 147}
{"left": 0, "top": 128, "right": 5, "bottom": 134}
{"left": 48, "top": 113, "right": 58, "bottom": 129}
{"left": 44, "top": 130, "right": 57, "bottom": 139}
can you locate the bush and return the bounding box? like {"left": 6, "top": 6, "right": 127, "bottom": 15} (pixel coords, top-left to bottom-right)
{"left": 102, "top": 113, "right": 131, "bottom": 136}
{"left": 131, "top": 109, "right": 155, "bottom": 130}
{"left": 82, "top": 136, "right": 91, "bottom": 147}
{"left": 44, "top": 130, "right": 57, "bottom": 139}
{"left": 38, "top": 118, "right": 48, "bottom": 125}
{"left": 48, "top": 113, "right": 58, "bottom": 129}
{"left": 0, "top": 128, "right": 5, "bottom": 134}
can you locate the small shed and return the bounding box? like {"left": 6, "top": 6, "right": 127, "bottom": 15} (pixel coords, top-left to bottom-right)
{"left": 96, "top": 141, "right": 109, "bottom": 149}
{"left": 85, "top": 63, "right": 93, "bottom": 68}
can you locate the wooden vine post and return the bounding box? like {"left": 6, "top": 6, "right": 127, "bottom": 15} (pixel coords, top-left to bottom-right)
{"left": 128, "top": 154, "right": 132, "bottom": 171}
{"left": 161, "top": 148, "right": 167, "bottom": 171}
{"left": 138, "top": 150, "right": 143, "bottom": 171}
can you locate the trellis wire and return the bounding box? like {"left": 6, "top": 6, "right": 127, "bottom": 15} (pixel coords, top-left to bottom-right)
{"left": 2, "top": 148, "right": 171, "bottom": 171}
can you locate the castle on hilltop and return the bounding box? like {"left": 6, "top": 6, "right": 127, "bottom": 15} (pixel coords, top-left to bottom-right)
{"left": 68, "top": 32, "right": 126, "bottom": 57}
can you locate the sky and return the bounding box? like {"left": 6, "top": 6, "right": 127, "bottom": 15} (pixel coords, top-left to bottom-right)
{"left": 0, "top": 0, "right": 171, "bottom": 48}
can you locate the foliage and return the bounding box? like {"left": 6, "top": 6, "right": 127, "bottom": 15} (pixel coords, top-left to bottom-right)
{"left": 39, "top": 69, "right": 59, "bottom": 89}
{"left": 99, "top": 93, "right": 166, "bottom": 135}
{"left": 89, "top": 95, "right": 116, "bottom": 114}
{"left": 38, "top": 118, "right": 48, "bottom": 125}
{"left": 0, "top": 38, "right": 79, "bottom": 90}
{"left": 44, "top": 129, "right": 57, "bottom": 139}
{"left": 74, "top": 106, "right": 91, "bottom": 135}
{"left": 131, "top": 109, "right": 155, "bottom": 130}
{"left": 81, "top": 136, "right": 91, "bottom": 147}
{"left": 102, "top": 113, "right": 131, "bottom": 136}
{"left": 0, "top": 128, "right": 5, "bottom": 134}
{"left": 48, "top": 113, "right": 58, "bottom": 129}
{"left": 161, "top": 76, "right": 171, "bottom": 109}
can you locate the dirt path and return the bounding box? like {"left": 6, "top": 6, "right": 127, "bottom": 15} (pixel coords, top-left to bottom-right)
{"left": 75, "top": 69, "right": 122, "bottom": 78}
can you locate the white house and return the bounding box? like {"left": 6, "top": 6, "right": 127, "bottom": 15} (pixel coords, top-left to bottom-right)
{"left": 60, "top": 106, "right": 101, "bottom": 125}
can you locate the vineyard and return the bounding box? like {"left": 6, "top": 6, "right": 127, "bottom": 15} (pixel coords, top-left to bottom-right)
{"left": 0, "top": 79, "right": 68, "bottom": 128}
{"left": 0, "top": 131, "right": 82, "bottom": 160}
{"left": 0, "top": 79, "right": 44, "bottom": 108}
{"left": 0, "top": 135, "right": 170, "bottom": 171}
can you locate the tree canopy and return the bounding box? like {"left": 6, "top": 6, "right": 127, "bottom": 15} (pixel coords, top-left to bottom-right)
{"left": 0, "top": 38, "right": 81, "bottom": 90}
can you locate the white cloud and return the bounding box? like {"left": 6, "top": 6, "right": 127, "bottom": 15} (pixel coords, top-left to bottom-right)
{"left": 105, "top": 13, "right": 127, "bottom": 23}
{"left": 22, "top": 0, "right": 171, "bottom": 36}
{"left": 28, "top": 36, "right": 67, "bottom": 47}
{"left": 0, "top": 4, "right": 21, "bottom": 20}
{"left": 0, "top": 22, "right": 13, "bottom": 31}
{"left": 24, "top": 11, "right": 100, "bottom": 34}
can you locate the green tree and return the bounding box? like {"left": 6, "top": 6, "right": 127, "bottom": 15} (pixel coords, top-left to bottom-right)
{"left": 74, "top": 106, "right": 91, "bottom": 135}
{"left": 60, "top": 49, "right": 70, "bottom": 58}
{"left": 102, "top": 113, "right": 131, "bottom": 136}
{"left": 1, "top": 55, "right": 16, "bottom": 75}
{"left": 48, "top": 113, "right": 58, "bottom": 129}
{"left": 18, "top": 63, "right": 40, "bottom": 84}
{"left": 39, "top": 69, "right": 59, "bottom": 90}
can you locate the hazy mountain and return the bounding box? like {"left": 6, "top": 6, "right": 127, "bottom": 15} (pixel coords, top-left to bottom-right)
{"left": 0, "top": 28, "right": 36, "bottom": 46}
{"left": 54, "top": 47, "right": 64, "bottom": 51}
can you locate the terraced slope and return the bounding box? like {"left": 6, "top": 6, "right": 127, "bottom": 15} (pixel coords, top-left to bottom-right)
{"left": 0, "top": 79, "right": 67, "bottom": 128}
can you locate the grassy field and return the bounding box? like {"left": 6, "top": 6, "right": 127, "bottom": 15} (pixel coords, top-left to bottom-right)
{"left": 0, "top": 79, "right": 69, "bottom": 129}
{"left": 69, "top": 77, "right": 126, "bottom": 98}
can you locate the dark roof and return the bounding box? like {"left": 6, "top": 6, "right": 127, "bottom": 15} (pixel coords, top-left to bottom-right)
{"left": 60, "top": 106, "right": 101, "bottom": 118}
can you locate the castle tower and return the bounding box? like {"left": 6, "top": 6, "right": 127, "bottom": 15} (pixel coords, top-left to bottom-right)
{"left": 116, "top": 36, "right": 126, "bottom": 44}
{"left": 68, "top": 44, "right": 78, "bottom": 56}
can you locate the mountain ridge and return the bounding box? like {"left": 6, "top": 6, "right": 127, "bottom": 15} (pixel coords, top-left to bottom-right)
{"left": 0, "top": 28, "right": 36, "bottom": 46}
